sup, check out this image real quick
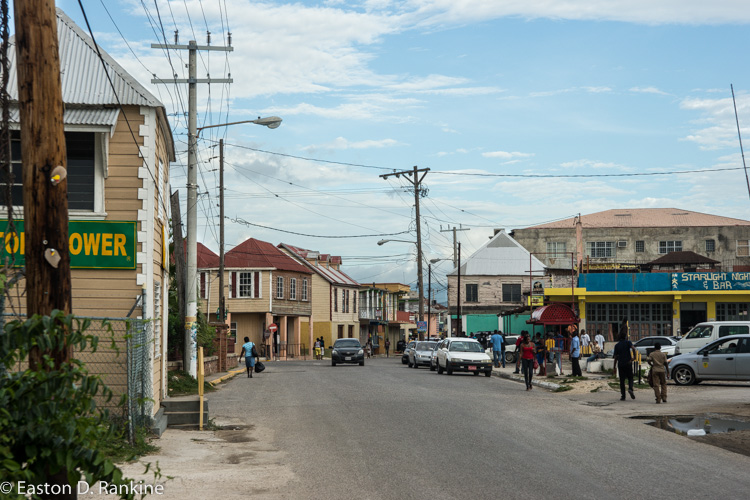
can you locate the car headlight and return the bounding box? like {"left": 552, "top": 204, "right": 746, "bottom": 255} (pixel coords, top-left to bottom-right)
{"left": 358, "top": 349, "right": 364, "bottom": 355}
{"left": 332, "top": 349, "right": 338, "bottom": 355}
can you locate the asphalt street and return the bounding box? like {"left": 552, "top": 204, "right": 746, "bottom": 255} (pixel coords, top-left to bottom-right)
{"left": 210, "top": 357, "right": 750, "bottom": 500}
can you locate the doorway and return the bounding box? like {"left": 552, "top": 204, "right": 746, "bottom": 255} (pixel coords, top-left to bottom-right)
{"left": 680, "top": 302, "right": 707, "bottom": 334}
{"left": 337, "top": 325, "right": 344, "bottom": 339}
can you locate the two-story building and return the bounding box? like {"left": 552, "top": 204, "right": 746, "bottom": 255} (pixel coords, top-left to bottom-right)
{"left": 359, "top": 283, "right": 409, "bottom": 352}
{"left": 3, "top": 8, "right": 174, "bottom": 432}
{"left": 278, "top": 244, "right": 360, "bottom": 350}
{"left": 197, "top": 238, "right": 312, "bottom": 358}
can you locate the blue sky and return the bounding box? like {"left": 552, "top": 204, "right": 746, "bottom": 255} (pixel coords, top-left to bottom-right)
{"left": 45, "top": 1, "right": 750, "bottom": 297}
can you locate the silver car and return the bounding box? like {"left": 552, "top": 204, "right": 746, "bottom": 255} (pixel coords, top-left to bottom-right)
{"left": 633, "top": 336, "right": 679, "bottom": 357}
{"left": 408, "top": 341, "right": 437, "bottom": 369}
{"left": 668, "top": 334, "right": 750, "bottom": 386}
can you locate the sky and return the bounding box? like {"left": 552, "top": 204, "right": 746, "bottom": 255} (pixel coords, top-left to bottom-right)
{"left": 39, "top": 1, "right": 750, "bottom": 300}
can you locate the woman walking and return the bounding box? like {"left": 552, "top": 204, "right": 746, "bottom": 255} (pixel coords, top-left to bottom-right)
{"left": 240, "top": 336, "right": 257, "bottom": 378}
{"left": 520, "top": 333, "right": 536, "bottom": 391}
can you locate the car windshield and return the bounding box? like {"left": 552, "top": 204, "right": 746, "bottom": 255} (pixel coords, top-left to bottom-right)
{"left": 449, "top": 341, "right": 483, "bottom": 353}
{"left": 416, "top": 342, "right": 437, "bottom": 351}
{"left": 334, "top": 340, "right": 361, "bottom": 348}
{"left": 685, "top": 325, "right": 713, "bottom": 339}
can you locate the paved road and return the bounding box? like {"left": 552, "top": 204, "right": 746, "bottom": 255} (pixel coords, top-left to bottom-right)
{"left": 211, "top": 357, "right": 750, "bottom": 500}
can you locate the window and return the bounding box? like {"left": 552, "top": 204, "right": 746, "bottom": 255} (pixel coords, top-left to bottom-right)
{"left": 738, "top": 240, "right": 750, "bottom": 257}
{"left": 658, "top": 241, "right": 682, "bottom": 254}
{"left": 546, "top": 241, "right": 566, "bottom": 257}
{"left": 716, "top": 303, "right": 750, "bottom": 321}
{"left": 705, "top": 239, "right": 715, "bottom": 253}
{"left": 502, "top": 283, "right": 521, "bottom": 302}
{"left": 353, "top": 292, "right": 357, "bottom": 313}
{"left": 290, "top": 278, "right": 297, "bottom": 300}
{"left": 276, "top": 276, "right": 284, "bottom": 299}
{"left": 302, "top": 279, "right": 308, "bottom": 301}
{"left": 5, "top": 130, "right": 99, "bottom": 211}
{"left": 465, "top": 284, "right": 478, "bottom": 302}
{"left": 199, "top": 272, "right": 207, "bottom": 299}
{"left": 344, "top": 289, "right": 349, "bottom": 313}
{"left": 239, "top": 272, "right": 255, "bottom": 298}
{"left": 154, "top": 282, "right": 161, "bottom": 357}
{"left": 334, "top": 287, "right": 338, "bottom": 312}
{"left": 586, "top": 241, "right": 614, "bottom": 258}
{"left": 230, "top": 322, "right": 237, "bottom": 339}
{"left": 635, "top": 241, "right": 645, "bottom": 253}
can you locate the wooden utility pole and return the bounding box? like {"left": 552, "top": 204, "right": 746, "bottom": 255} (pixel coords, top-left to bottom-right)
{"left": 218, "top": 139, "right": 226, "bottom": 323}
{"left": 170, "top": 191, "right": 186, "bottom": 361}
{"left": 14, "top": 0, "right": 71, "bottom": 366}
{"left": 440, "top": 225, "right": 470, "bottom": 269}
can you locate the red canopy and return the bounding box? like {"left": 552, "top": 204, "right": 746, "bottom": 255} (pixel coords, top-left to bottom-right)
{"left": 527, "top": 303, "right": 579, "bottom": 326}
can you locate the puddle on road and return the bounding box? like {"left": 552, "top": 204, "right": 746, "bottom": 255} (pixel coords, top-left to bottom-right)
{"left": 633, "top": 414, "right": 750, "bottom": 436}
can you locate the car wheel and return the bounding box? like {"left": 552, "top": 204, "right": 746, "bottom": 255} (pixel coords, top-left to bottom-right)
{"left": 407, "top": 360, "right": 413, "bottom": 367}
{"left": 413, "top": 361, "right": 418, "bottom": 369}
{"left": 485, "top": 370, "right": 491, "bottom": 377}
{"left": 504, "top": 351, "right": 516, "bottom": 364}
{"left": 402, "top": 357, "right": 408, "bottom": 365}
{"left": 473, "top": 371, "right": 479, "bottom": 376}
{"left": 447, "top": 363, "right": 453, "bottom": 375}
{"left": 359, "top": 360, "right": 365, "bottom": 366}
{"left": 437, "top": 362, "right": 444, "bottom": 374}
{"left": 332, "top": 360, "right": 336, "bottom": 366}
{"left": 672, "top": 365, "right": 696, "bottom": 386}
{"left": 429, "top": 361, "right": 436, "bottom": 372}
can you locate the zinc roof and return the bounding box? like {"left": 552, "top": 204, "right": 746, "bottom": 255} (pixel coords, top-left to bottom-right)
{"left": 225, "top": 239, "right": 311, "bottom": 274}
{"left": 447, "top": 230, "right": 545, "bottom": 276}
{"left": 521, "top": 208, "right": 750, "bottom": 229}
{"left": 279, "top": 243, "right": 359, "bottom": 286}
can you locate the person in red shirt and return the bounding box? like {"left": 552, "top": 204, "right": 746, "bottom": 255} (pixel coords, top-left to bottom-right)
{"left": 519, "top": 332, "right": 536, "bottom": 390}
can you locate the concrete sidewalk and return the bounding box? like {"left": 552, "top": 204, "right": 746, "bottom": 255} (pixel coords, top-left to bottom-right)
{"left": 491, "top": 356, "right": 612, "bottom": 390}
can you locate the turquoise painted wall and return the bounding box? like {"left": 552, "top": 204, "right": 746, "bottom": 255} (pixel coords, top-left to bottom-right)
{"left": 465, "top": 314, "right": 499, "bottom": 334}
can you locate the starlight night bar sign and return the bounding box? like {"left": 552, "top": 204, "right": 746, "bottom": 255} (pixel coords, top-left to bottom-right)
{"left": 0, "top": 220, "right": 136, "bottom": 269}
{"left": 671, "top": 272, "right": 750, "bottom": 291}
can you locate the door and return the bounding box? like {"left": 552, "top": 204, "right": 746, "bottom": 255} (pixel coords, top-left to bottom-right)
{"left": 338, "top": 324, "right": 344, "bottom": 339}
{"left": 697, "top": 338, "right": 738, "bottom": 379}
{"left": 737, "top": 338, "right": 750, "bottom": 379}
{"left": 680, "top": 303, "right": 707, "bottom": 333}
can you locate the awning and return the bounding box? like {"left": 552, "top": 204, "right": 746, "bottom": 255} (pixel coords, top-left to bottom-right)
{"left": 527, "top": 303, "right": 579, "bottom": 326}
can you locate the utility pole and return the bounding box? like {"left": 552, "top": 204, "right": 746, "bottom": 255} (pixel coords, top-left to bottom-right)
{"left": 380, "top": 166, "right": 429, "bottom": 338}
{"left": 440, "top": 225, "right": 470, "bottom": 269}
{"left": 457, "top": 242, "right": 461, "bottom": 335}
{"left": 170, "top": 191, "right": 186, "bottom": 362}
{"left": 427, "top": 263, "right": 431, "bottom": 338}
{"left": 15, "top": 0, "right": 71, "bottom": 364}
{"left": 152, "top": 35, "right": 233, "bottom": 377}
{"left": 218, "top": 139, "right": 226, "bottom": 323}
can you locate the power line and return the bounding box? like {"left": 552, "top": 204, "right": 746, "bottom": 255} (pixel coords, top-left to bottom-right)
{"left": 229, "top": 216, "right": 412, "bottom": 239}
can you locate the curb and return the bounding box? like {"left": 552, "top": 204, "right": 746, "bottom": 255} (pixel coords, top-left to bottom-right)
{"left": 208, "top": 368, "right": 245, "bottom": 386}
{"left": 494, "top": 369, "right": 562, "bottom": 391}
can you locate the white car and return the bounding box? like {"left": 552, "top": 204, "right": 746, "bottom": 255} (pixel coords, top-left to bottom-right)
{"left": 435, "top": 337, "right": 493, "bottom": 377}
{"left": 633, "top": 336, "right": 679, "bottom": 358}
{"left": 408, "top": 341, "right": 438, "bottom": 368}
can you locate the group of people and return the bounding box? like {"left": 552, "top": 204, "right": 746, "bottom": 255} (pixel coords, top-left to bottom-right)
{"left": 313, "top": 337, "right": 326, "bottom": 360}
{"left": 613, "top": 333, "right": 669, "bottom": 403}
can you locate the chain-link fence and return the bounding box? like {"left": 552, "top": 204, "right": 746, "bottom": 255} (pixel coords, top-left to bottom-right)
{"left": 3, "top": 313, "right": 152, "bottom": 443}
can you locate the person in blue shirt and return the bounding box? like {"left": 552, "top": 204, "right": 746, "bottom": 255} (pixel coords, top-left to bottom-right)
{"left": 490, "top": 330, "right": 505, "bottom": 368}
{"left": 570, "top": 329, "right": 582, "bottom": 376}
{"left": 240, "top": 336, "right": 257, "bottom": 378}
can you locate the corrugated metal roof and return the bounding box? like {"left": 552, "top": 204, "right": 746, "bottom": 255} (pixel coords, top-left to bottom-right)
{"left": 10, "top": 107, "right": 121, "bottom": 128}
{"left": 279, "top": 243, "right": 359, "bottom": 286}
{"left": 7, "top": 8, "right": 163, "bottom": 109}
{"left": 448, "top": 230, "right": 546, "bottom": 276}
{"left": 226, "top": 239, "right": 312, "bottom": 274}
{"left": 521, "top": 208, "right": 750, "bottom": 229}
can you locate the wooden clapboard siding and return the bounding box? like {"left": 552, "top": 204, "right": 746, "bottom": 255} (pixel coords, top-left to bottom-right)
{"left": 309, "top": 274, "right": 330, "bottom": 321}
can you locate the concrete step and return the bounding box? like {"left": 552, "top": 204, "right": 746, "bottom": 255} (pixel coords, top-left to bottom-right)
{"left": 161, "top": 397, "right": 209, "bottom": 413}
{"left": 164, "top": 410, "right": 209, "bottom": 426}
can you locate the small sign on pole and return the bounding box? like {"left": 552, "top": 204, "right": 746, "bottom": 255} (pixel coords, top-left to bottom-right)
{"left": 417, "top": 321, "right": 427, "bottom": 332}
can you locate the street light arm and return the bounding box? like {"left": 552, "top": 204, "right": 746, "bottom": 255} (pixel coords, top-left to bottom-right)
{"left": 196, "top": 116, "right": 283, "bottom": 136}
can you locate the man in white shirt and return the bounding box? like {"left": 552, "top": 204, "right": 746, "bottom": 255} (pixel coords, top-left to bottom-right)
{"left": 580, "top": 329, "right": 591, "bottom": 355}
{"left": 594, "top": 332, "right": 606, "bottom": 350}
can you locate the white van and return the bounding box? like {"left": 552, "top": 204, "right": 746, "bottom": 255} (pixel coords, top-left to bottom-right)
{"left": 674, "top": 321, "right": 750, "bottom": 355}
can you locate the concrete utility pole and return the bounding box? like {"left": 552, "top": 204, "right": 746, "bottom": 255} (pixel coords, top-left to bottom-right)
{"left": 14, "top": 0, "right": 72, "bottom": 364}
{"left": 440, "top": 225, "right": 470, "bottom": 269}
{"left": 218, "top": 139, "right": 226, "bottom": 323}
{"left": 379, "top": 166, "right": 429, "bottom": 338}
{"left": 152, "top": 36, "right": 233, "bottom": 377}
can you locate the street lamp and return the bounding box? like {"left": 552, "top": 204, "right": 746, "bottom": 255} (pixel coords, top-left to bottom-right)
{"left": 183, "top": 116, "right": 282, "bottom": 377}
{"left": 378, "top": 238, "right": 425, "bottom": 339}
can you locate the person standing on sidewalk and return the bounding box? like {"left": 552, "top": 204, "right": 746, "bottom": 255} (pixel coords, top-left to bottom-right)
{"left": 553, "top": 331, "right": 565, "bottom": 375}
{"left": 647, "top": 343, "right": 668, "bottom": 404}
{"left": 570, "top": 330, "right": 582, "bottom": 376}
{"left": 534, "top": 333, "right": 546, "bottom": 376}
{"left": 491, "top": 330, "right": 505, "bottom": 368}
{"left": 519, "top": 333, "right": 535, "bottom": 391}
{"left": 320, "top": 337, "right": 325, "bottom": 358}
{"left": 385, "top": 338, "right": 391, "bottom": 358}
{"left": 513, "top": 333, "right": 525, "bottom": 374}
{"left": 580, "top": 329, "right": 590, "bottom": 357}
{"left": 314, "top": 338, "right": 321, "bottom": 360}
{"left": 613, "top": 333, "right": 636, "bottom": 401}
{"left": 240, "top": 336, "right": 257, "bottom": 378}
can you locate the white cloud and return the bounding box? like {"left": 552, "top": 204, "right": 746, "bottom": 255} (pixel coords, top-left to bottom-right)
{"left": 483, "top": 151, "right": 534, "bottom": 159}
{"left": 679, "top": 95, "right": 750, "bottom": 150}
{"left": 559, "top": 159, "right": 627, "bottom": 170}
{"left": 306, "top": 137, "right": 400, "bottom": 150}
{"left": 630, "top": 86, "right": 669, "bottom": 95}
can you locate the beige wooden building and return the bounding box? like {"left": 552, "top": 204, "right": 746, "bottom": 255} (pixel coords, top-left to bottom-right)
{"left": 197, "top": 238, "right": 313, "bottom": 357}
{"left": 4, "top": 9, "right": 174, "bottom": 431}
{"left": 278, "top": 244, "right": 360, "bottom": 351}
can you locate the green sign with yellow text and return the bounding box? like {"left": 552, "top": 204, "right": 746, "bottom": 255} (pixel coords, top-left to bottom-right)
{"left": 0, "top": 220, "right": 136, "bottom": 269}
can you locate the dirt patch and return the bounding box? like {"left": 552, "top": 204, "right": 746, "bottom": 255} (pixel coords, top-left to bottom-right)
{"left": 547, "top": 377, "right": 616, "bottom": 395}
{"left": 217, "top": 429, "right": 257, "bottom": 443}
{"left": 691, "top": 430, "right": 750, "bottom": 458}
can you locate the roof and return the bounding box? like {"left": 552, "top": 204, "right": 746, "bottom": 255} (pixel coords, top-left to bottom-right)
{"left": 278, "top": 243, "right": 359, "bottom": 287}
{"left": 527, "top": 304, "right": 579, "bottom": 325}
{"left": 519, "top": 208, "right": 750, "bottom": 229}
{"left": 7, "top": 8, "right": 175, "bottom": 159}
{"left": 225, "top": 238, "right": 311, "bottom": 274}
{"left": 197, "top": 243, "right": 219, "bottom": 268}
{"left": 647, "top": 251, "right": 720, "bottom": 266}
{"left": 448, "top": 230, "right": 545, "bottom": 276}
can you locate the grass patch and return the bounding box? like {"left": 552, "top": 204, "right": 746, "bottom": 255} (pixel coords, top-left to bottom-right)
{"left": 100, "top": 425, "right": 159, "bottom": 464}
{"left": 168, "top": 370, "right": 216, "bottom": 396}
{"left": 554, "top": 385, "right": 573, "bottom": 392}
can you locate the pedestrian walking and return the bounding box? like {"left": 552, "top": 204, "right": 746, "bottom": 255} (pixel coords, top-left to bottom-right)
{"left": 519, "top": 333, "right": 535, "bottom": 390}
{"left": 240, "top": 336, "right": 257, "bottom": 378}
{"left": 314, "top": 338, "right": 321, "bottom": 360}
{"left": 490, "top": 330, "right": 505, "bottom": 368}
{"left": 534, "top": 333, "right": 546, "bottom": 376}
{"left": 613, "top": 333, "right": 636, "bottom": 401}
{"left": 570, "top": 330, "right": 582, "bottom": 376}
{"left": 647, "top": 342, "right": 668, "bottom": 404}
{"left": 385, "top": 338, "right": 391, "bottom": 358}
{"left": 320, "top": 337, "right": 325, "bottom": 358}
{"left": 513, "top": 332, "right": 524, "bottom": 374}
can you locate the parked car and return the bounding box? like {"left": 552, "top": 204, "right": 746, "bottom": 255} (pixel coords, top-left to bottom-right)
{"left": 331, "top": 338, "right": 365, "bottom": 366}
{"left": 435, "top": 337, "right": 493, "bottom": 377}
{"left": 408, "top": 341, "right": 438, "bottom": 368}
{"left": 674, "top": 321, "right": 750, "bottom": 355}
{"left": 503, "top": 335, "right": 520, "bottom": 364}
{"left": 633, "top": 336, "right": 679, "bottom": 357}
{"left": 668, "top": 334, "right": 750, "bottom": 385}
{"left": 401, "top": 341, "right": 416, "bottom": 364}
